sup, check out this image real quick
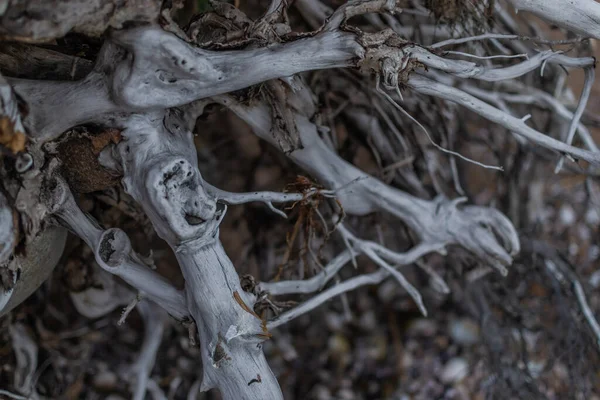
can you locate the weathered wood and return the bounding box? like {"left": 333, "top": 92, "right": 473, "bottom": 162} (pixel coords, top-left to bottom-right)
{"left": 0, "top": 0, "right": 161, "bottom": 41}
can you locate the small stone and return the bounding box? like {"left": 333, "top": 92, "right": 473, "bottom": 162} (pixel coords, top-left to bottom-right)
{"left": 328, "top": 333, "right": 350, "bottom": 356}
{"left": 559, "top": 205, "right": 576, "bottom": 225}
{"left": 401, "top": 353, "right": 414, "bottom": 369}
{"left": 276, "top": 335, "right": 298, "bottom": 361}
{"left": 328, "top": 334, "right": 352, "bottom": 368}
{"left": 337, "top": 388, "right": 356, "bottom": 400}
{"left": 449, "top": 318, "right": 480, "bottom": 346}
{"left": 527, "top": 359, "right": 546, "bottom": 378}
{"left": 440, "top": 358, "right": 469, "bottom": 384}
{"left": 408, "top": 318, "right": 437, "bottom": 337}
{"left": 177, "top": 357, "right": 193, "bottom": 371}
{"left": 313, "top": 384, "right": 332, "bottom": 400}
{"left": 434, "top": 335, "right": 449, "bottom": 349}
{"left": 585, "top": 208, "right": 600, "bottom": 225}
{"left": 590, "top": 269, "right": 600, "bottom": 288}
{"left": 367, "top": 334, "right": 388, "bottom": 361}
{"left": 93, "top": 370, "right": 117, "bottom": 391}
{"left": 325, "top": 312, "right": 344, "bottom": 331}
{"left": 359, "top": 310, "right": 377, "bottom": 331}
{"left": 569, "top": 243, "right": 579, "bottom": 257}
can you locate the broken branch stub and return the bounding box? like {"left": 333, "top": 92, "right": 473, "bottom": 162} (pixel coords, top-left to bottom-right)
{"left": 47, "top": 174, "right": 188, "bottom": 321}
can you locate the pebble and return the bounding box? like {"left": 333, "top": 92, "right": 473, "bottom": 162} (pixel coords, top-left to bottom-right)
{"left": 559, "top": 204, "right": 576, "bottom": 225}
{"left": 93, "top": 370, "right": 117, "bottom": 390}
{"left": 440, "top": 357, "right": 469, "bottom": 384}
{"left": 328, "top": 333, "right": 350, "bottom": 356}
{"left": 313, "top": 384, "right": 332, "bottom": 400}
{"left": 367, "top": 334, "right": 388, "bottom": 361}
{"left": 527, "top": 359, "right": 546, "bottom": 378}
{"left": 585, "top": 208, "right": 600, "bottom": 225}
{"left": 325, "top": 312, "right": 344, "bottom": 331}
{"left": 590, "top": 269, "right": 600, "bottom": 288}
{"left": 337, "top": 388, "right": 357, "bottom": 400}
{"left": 449, "top": 318, "right": 480, "bottom": 346}
{"left": 359, "top": 310, "right": 377, "bottom": 331}
{"left": 408, "top": 318, "right": 437, "bottom": 337}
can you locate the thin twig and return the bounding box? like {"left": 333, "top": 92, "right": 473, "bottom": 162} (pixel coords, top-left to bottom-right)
{"left": 376, "top": 76, "right": 504, "bottom": 171}
{"left": 555, "top": 66, "right": 596, "bottom": 173}
{"left": 0, "top": 390, "right": 29, "bottom": 400}
{"left": 431, "top": 32, "right": 587, "bottom": 49}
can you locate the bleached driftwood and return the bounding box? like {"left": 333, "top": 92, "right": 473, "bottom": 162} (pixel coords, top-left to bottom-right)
{"left": 3, "top": 0, "right": 600, "bottom": 398}
{"left": 217, "top": 89, "right": 520, "bottom": 274}
{"left": 109, "top": 110, "right": 284, "bottom": 399}
{"left": 507, "top": 0, "right": 600, "bottom": 39}
{"left": 9, "top": 2, "right": 600, "bottom": 165}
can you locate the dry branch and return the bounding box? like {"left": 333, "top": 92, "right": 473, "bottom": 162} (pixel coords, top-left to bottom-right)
{"left": 2, "top": 0, "right": 600, "bottom": 398}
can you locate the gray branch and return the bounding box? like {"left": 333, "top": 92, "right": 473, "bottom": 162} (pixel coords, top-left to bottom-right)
{"left": 103, "top": 110, "right": 284, "bottom": 399}
{"left": 49, "top": 175, "right": 189, "bottom": 321}
{"left": 217, "top": 90, "right": 520, "bottom": 273}
{"left": 507, "top": 0, "right": 600, "bottom": 39}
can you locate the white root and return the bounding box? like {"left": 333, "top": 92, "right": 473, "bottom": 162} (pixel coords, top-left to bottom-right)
{"left": 9, "top": 27, "right": 362, "bottom": 141}
{"left": 337, "top": 223, "right": 444, "bottom": 315}
{"left": 545, "top": 259, "right": 600, "bottom": 350}
{"left": 411, "top": 48, "right": 564, "bottom": 81}
{"left": 555, "top": 66, "right": 595, "bottom": 172}
{"left": 5, "top": 0, "right": 600, "bottom": 397}
{"left": 204, "top": 182, "right": 334, "bottom": 219}
{"left": 261, "top": 229, "right": 446, "bottom": 297}
{"left": 573, "top": 279, "right": 600, "bottom": 350}
{"left": 49, "top": 120, "right": 284, "bottom": 398}
{"left": 507, "top": 0, "right": 600, "bottom": 39}
{"left": 459, "top": 82, "right": 599, "bottom": 153}
{"left": 102, "top": 110, "right": 284, "bottom": 399}
{"left": 0, "top": 189, "right": 16, "bottom": 312}
{"left": 9, "top": 323, "right": 39, "bottom": 400}
{"left": 7, "top": 1, "right": 595, "bottom": 167}
{"left": 0, "top": 389, "right": 29, "bottom": 400}
{"left": 49, "top": 175, "right": 189, "bottom": 321}
{"left": 126, "top": 300, "right": 168, "bottom": 400}
{"left": 267, "top": 268, "right": 390, "bottom": 329}
{"left": 70, "top": 266, "right": 136, "bottom": 319}
{"left": 323, "top": 0, "right": 400, "bottom": 31}
{"left": 260, "top": 250, "right": 354, "bottom": 296}
{"left": 407, "top": 75, "right": 600, "bottom": 165}
{"left": 260, "top": 219, "right": 449, "bottom": 323}
{"left": 217, "top": 90, "right": 520, "bottom": 273}
{"left": 118, "top": 292, "right": 143, "bottom": 325}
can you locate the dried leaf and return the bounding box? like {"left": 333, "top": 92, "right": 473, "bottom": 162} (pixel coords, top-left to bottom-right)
{"left": 89, "top": 128, "right": 122, "bottom": 155}
{"left": 0, "top": 116, "right": 26, "bottom": 153}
